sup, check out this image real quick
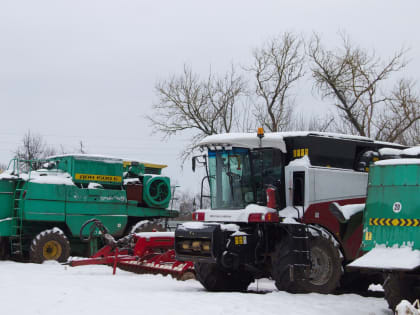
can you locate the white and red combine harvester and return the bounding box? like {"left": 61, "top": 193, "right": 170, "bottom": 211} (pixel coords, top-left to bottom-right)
{"left": 174, "top": 130, "right": 405, "bottom": 293}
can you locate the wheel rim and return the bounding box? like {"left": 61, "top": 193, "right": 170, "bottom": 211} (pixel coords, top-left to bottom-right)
{"left": 42, "top": 240, "right": 62, "bottom": 260}
{"left": 309, "top": 246, "right": 333, "bottom": 286}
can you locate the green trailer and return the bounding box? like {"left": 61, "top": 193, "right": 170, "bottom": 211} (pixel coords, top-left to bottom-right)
{"left": 349, "top": 148, "right": 420, "bottom": 310}
{"left": 0, "top": 154, "right": 177, "bottom": 263}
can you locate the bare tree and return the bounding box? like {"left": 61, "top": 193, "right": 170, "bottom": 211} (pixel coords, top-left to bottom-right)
{"left": 147, "top": 65, "right": 247, "bottom": 160}
{"left": 79, "top": 141, "right": 86, "bottom": 154}
{"left": 308, "top": 33, "right": 420, "bottom": 144}
{"left": 289, "top": 112, "right": 334, "bottom": 132}
{"left": 14, "top": 131, "right": 56, "bottom": 170}
{"left": 0, "top": 162, "right": 8, "bottom": 172}
{"left": 247, "top": 32, "right": 305, "bottom": 131}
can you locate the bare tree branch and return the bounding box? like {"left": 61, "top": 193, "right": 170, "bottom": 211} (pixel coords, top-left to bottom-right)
{"left": 308, "top": 32, "right": 418, "bottom": 143}
{"left": 147, "top": 65, "right": 249, "bottom": 161}
{"left": 247, "top": 32, "right": 305, "bottom": 131}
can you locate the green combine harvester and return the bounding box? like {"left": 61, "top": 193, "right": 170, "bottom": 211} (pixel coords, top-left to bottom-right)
{"left": 0, "top": 154, "right": 177, "bottom": 263}
{"left": 349, "top": 146, "right": 420, "bottom": 310}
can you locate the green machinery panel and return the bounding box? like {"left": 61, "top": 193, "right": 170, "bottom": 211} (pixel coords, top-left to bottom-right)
{"left": 362, "top": 163, "right": 420, "bottom": 251}
{"left": 23, "top": 182, "right": 66, "bottom": 222}
{"left": 47, "top": 155, "right": 123, "bottom": 186}
{"left": 0, "top": 180, "right": 15, "bottom": 236}
{"left": 142, "top": 175, "right": 171, "bottom": 208}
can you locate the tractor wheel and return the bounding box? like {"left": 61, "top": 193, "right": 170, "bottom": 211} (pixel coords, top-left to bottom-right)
{"left": 30, "top": 229, "right": 70, "bottom": 263}
{"left": 383, "top": 274, "right": 416, "bottom": 310}
{"left": 194, "top": 262, "right": 254, "bottom": 292}
{"left": 0, "top": 237, "right": 9, "bottom": 260}
{"left": 272, "top": 235, "right": 302, "bottom": 292}
{"left": 272, "top": 233, "right": 342, "bottom": 294}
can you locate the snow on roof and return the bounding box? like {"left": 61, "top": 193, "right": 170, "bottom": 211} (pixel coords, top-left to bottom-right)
{"left": 375, "top": 158, "right": 420, "bottom": 166}
{"left": 348, "top": 245, "right": 420, "bottom": 270}
{"left": 47, "top": 154, "right": 123, "bottom": 163}
{"left": 378, "top": 145, "right": 420, "bottom": 157}
{"left": 28, "top": 170, "right": 75, "bottom": 186}
{"left": 198, "top": 131, "right": 382, "bottom": 153}
{"left": 402, "top": 145, "right": 420, "bottom": 156}
{"left": 47, "top": 154, "right": 167, "bottom": 168}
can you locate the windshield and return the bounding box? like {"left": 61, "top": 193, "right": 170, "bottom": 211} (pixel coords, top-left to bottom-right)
{"left": 208, "top": 147, "right": 284, "bottom": 209}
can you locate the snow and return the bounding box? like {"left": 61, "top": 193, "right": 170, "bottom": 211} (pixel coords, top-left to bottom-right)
{"left": 379, "top": 147, "right": 403, "bottom": 156}
{"left": 348, "top": 245, "right": 420, "bottom": 270}
{"left": 0, "top": 169, "right": 76, "bottom": 185}
{"left": 278, "top": 206, "right": 304, "bottom": 219}
{"left": 179, "top": 221, "right": 207, "bottom": 229}
{"left": 379, "top": 146, "right": 420, "bottom": 157}
{"left": 28, "top": 171, "right": 75, "bottom": 186}
{"left": 0, "top": 217, "right": 12, "bottom": 223}
{"left": 198, "top": 131, "right": 388, "bottom": 153}
{"left": 46, "top": 154, "right": 167, "bottom": 168}
{"left": 375, "top": 159, "right": 420, "bottom": 166}
{"left": 130, "top": 220, "right": 150, "bottom": 233}
{"left": 0, "top": 169, "right": 18, "bottom": 179}
{"left": 88, "top": 182, "right": 103, "bottom": 189}
{"left": 368, "top": 284, "right": 384, "bottom": 292}
{"left": 331, "top": 203, "right": 365, "bottom": 220}
{"left": 396, "top": 300, "right": 420, "bottom": 315}
{"left": 0, "top": 261, "right": 391, "bottom": 315}
{"left": 47, "top": 153, "right": 123, "bottom": 163}
{"left": 135, "top": 231, "right": 175, "bottom": 238}
{"left": 288, "top": 155, "right": 311, "bottom": 167}
{"left": 124, "top": 178, "right": 141, "bottom": 185}
{"left": 402, "top": 145, "right": 420, "bottom": 156}
{"left": 282, "top": 217, "right": 300, "bottom": 224}
{"left": 179, "top": 221, "right": 240, "bottom": 232}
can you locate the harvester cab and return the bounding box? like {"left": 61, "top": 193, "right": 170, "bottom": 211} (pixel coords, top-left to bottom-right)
{"left": 348, "top": 146, "right": 420, "bottom": 310}
{"left": 175, "top": 130, "right": 405, "bottom": 294}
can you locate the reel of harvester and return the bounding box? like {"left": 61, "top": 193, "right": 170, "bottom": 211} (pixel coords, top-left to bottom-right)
{"left": 67, "top": 219, "right": 195, "bottom": 280}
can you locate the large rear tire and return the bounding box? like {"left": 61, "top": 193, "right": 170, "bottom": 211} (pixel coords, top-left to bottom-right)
{"left": 194, "top": 262, "right": 254, "bottom": 292}
{"left": 272, "top": 233, "right": 342, "bottom": 294}
{"left": 30, "top": 228, "right": 70, "bottom": 263}
{"left": 383, "top": 274, "right": 416, "bottom": 310}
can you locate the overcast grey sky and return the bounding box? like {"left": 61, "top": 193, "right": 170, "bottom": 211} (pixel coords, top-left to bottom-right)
{"left": 0, "top": 0, "right": 419, "bottom": 193}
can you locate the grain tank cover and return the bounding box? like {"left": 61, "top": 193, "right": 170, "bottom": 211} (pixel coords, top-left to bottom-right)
{"left": 46, "top": 154, "right": 123, "bottom": 186}
{"left": 362, "top": 159, "right": 420, "bottom": 251}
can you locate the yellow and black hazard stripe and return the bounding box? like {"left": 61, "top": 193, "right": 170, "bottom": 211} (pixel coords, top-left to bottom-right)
{"left": 369, "top": 218, "right": 420, "bottom": 227}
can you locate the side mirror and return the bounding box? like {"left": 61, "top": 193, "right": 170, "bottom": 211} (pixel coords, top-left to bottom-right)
{"left": 192, "top": 156, "right": 196, "bottom": 172}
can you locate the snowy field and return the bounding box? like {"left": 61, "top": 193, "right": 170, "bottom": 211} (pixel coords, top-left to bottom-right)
{"left": 0, "top": 261, "right": 391, "bottom": 315}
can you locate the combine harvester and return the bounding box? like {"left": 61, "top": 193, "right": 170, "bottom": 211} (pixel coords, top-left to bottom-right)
{"left": 174, "top": 129, "right": 408, "bottom": 293}
{"left": 348, "top": 146, "right": 420, "bottom": 312}
{"left": 0, "top": 154, "right": 177, "bottom": 262}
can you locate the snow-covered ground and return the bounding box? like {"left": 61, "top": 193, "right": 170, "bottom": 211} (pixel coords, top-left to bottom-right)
{"left": 0, "top": 261, "right": 391, "bottom": 315}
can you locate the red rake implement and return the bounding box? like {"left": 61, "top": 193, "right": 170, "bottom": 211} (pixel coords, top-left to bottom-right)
{"left": 67, "top": 219, "right": 195, "bottom": 280}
